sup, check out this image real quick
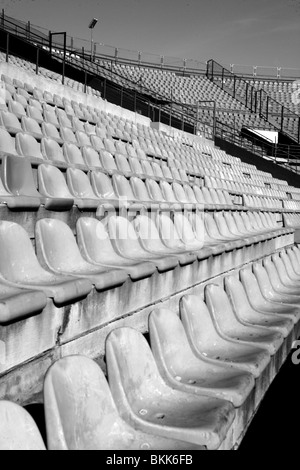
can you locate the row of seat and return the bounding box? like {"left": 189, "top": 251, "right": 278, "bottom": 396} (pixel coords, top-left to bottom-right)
{"left": 2, "top": 245, "right": 300, "bottom": 449}
{"left": 0, "top": 209, "right": 292, "bottom": 324}
{"left": 0, "top": 155, "right": 236, "bottom": 211}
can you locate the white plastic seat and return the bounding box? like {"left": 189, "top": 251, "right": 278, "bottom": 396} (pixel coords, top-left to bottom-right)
{"left": 205, "top": 283, "right": 283, "bottom": 354}
{"left": 149, "top": 308, "right": 254, "bottom": 406}
{"left": 44, "top": 355, "right": 204, "bottom": 450}
{"left": 106, "top": 327, "right": 235, "bottom": 450}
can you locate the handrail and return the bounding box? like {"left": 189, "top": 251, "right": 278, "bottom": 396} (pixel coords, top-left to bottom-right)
{"left": 1, "top": 12, "right": 300, "bottom": 176}
{"left": 207, "top": 59, "right": 300, "bottom": 144}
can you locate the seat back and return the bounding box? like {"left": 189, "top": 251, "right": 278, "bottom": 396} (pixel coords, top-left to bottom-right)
{"left": 0, "top": 401, "right": 45, "bottom": 450}
{"left": 63, "top": 142, "right": 85, "bottom": 166}
{"left": 90, "top": 134, "right": 105, "bottom": 151}
{"left": 149, "top": 308, "right": 197, "bottom": 372}
{"left": 113, "top": 174, "right": 135, "bottom": 200}
{"left": 1, "top": 154, "right": 41, "bottom": 197}
{"left": 66, "top": 168, "right": 97, "bottom": 198}
{"left": 15, "top": 132, "right": 43, "bottom": 159}
{"left": 130, "top": 177, "right": 151, "bottom": 202}
{"left": 0, "top": 110, "right": 22, "bottom": 131}
{"left": 146, "top": 179, "right": 165, "bottom": 202}
{"left": 35, "top": 218, "right": 84, "bottom": 269}
{"left": 106, "top": 327, "right": 167, "bottom": 406}
{"left": 91, "top": 172, "right": 117, "bottom": 199}
{"left": 41, "top": 138, "right": 65, "bottom": 163}
{"left": 44, "top": 355, "right": 125, "bottom": 450}
{"left": 0, "top": 220, "right": 49, "bottom": 280}
{"left": 82, "top": 146, "right": 101, "bottom": 168}
{"left": 205, "top": 283, "right": 240, "bottom": 330}
{"left": 180, "top": 294, "right": 220, "bottom": 349}
{"left": 38, "top": 164, "right": 73, "bottom": 198}
{"left": 0, "top": 128, "right": 17, "bottom": 155}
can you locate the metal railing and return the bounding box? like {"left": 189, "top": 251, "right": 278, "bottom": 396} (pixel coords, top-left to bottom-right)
{"left": 1, "top": 10, "right": 300, "bottom": 175}
{"left": 207, "top": 59, "right": 300, "bottom": 144}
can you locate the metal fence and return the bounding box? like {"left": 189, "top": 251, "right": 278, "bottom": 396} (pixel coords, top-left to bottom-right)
{"left": 207, "top": 59, "right": 300, "bottom": 143}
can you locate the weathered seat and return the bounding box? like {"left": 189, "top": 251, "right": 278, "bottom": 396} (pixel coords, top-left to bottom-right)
{"left": 106, "top": 327, "right": 235, "bottom": 449}
{"left": 40, "top": 137, "right": 67, "bottom": 168}
{"left": 66, "top": 167, "right": 100, "bottom": 209}
{"left": 224, "top": 275, "right": 293, "bottom": 337}
{"left": 15, "top": 132, "right": 44, "bottom": 164}
{"left": 63, "top": 142, "right": 87, "bottom": 169}
{"left": 133, "top": 215, "right": 196, "bottom": 266}
{"left": 37, "top": 163, "right": 74, "bottom": 210}
{"left": 0, "top": 128, "right": 18, "bottom": 156}
{"left": 149, "top": 308, "right": 254, "bottom": 406}
{"left": 0, "top": 401, "right": 46, "bottom": 450}
{"left": 240, "top": 267, "right": 300, "bottom": 324}
{"left": 0, "top": 220, "right": 92, "bottom": 305}
{"left": 76, "top": 217, "right": 156, "bottom": 281}
{"left": 35, "top": 218, "right": 128, "bottom": 291}
{"left": 107, "top": 216, "right": 178, "bottom": 273}
{"left": 0, "top": 280, "right": 47, "bottom": 324}
{"left": 43, "top": 355, "right": 204, "bottom": 450}
{"left": 205, "top": 283, "right": 284, "bottom": 354}
{"left": 180, "top": 294, "right": 270, "bottom": 377}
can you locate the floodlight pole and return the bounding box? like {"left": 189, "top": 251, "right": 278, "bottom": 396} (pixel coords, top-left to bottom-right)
{"left": 88, "top": 18, "right": 98, "bottom": 61}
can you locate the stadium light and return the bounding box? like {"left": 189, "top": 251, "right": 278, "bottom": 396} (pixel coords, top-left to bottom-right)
{"left": 88, "top": 18, "right": 98, "bottom": 29}
{"left": 88, "top": 18, "right": 98, "bottom": 61}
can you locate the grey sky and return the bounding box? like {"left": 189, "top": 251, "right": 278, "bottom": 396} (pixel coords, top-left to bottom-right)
{"left": 1, "top": 0, "right": 299, "bottom": 69}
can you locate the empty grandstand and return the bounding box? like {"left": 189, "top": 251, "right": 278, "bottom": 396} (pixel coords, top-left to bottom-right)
{"left": 0, "top": 6, "right": 300, "bottom": 452}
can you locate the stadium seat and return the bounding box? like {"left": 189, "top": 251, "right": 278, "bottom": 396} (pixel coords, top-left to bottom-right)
{"left": 37, "top": 164, "right": 74, "bottom": 210}
{"left": 205, "top": 283, "right": 284, "bottom": 354}
{"left": 0, "top": 281, "right": 47, "bottom": 324}
{"left": 0, "top": 220, "right": 92, "bottom": 305}
{"left": 40, "top": 138, "right": 67, "bottom": 167}
{"left": 15, "top": 132, "right": 44, "bottom": 163}
{"left": 107, "top": 216, "right": 179, "bottom": 273}
{"left": 0, "top": 128, "right": 18, "bottom": 156}
{"left": 62, "top": 142, "right": 87, "bottom": 169}
{"left": 106, "top": 327, "right": 236, "bottom": 449}
{"left": 0, "top": 401, "right": 46, "bottom": 450}
{"left": 41, "top": 122, "right": 63, "bottom": 145}
{"left": 21, "top": 116, "right": 43, "bottom": 140}
{"left": 149, "top": 308, "right": 254, "bottom": 406}
{"left": 44, "top": 355, "right": 204, "bottom": 450}
{"left": 132, "top": 214, "right": 196, "bottom": 266}
{"left": 240, "top": 267, "right": 300, "bottom": 324}
{"left": 0, "top": 110, "right": 22, "bottom": 134}
{"left": 76, "top": 217, "right": 156, "bottom": 281}
{"left": 180, "top": 295, "right": 270, "bottom": 377}
{"left": 81, "top": 146, "right": 102, "bottom": 169}
{"left": 66, "top": 167, "right": 100, "bottom": 209}
{"left": 1, "top": 155, "right": 69, "bottom": 210}
{"left": 35, "top": 218, "right": 128, "bottom": 291}
{"left": 224, "top": 275, "right": 293, "bottom": 337}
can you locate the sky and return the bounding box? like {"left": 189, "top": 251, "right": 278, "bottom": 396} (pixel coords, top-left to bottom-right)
{"left": 0, "top": 0, "right": 300, "bottom": 70}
